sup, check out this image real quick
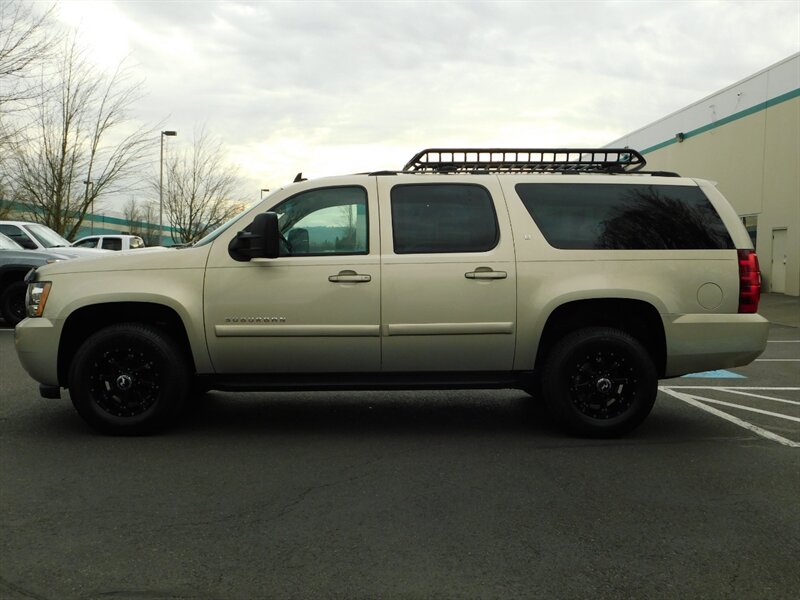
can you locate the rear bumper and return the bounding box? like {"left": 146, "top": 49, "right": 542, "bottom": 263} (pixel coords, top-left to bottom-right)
{"left": 663, "top": 313, "right": 769, "bottom": 377}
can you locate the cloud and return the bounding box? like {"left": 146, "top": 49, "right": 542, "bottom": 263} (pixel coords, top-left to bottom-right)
{"left": 55, "top": 0, "right": 800, "bottom": 205}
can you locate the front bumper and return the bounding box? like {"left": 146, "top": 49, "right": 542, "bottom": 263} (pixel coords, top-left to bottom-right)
{"left": 14, "top": 317, "right": 61, "bottom": 388}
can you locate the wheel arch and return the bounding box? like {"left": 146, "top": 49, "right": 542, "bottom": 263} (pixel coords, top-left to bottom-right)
{"left": 0, "top": 265, "right": 32, "bottom": 290}
{"left": 58, "top": 302, "right": 196, "bottom": 386}
{"left": 535, "top": 298, "right": 666, "bottom": 378}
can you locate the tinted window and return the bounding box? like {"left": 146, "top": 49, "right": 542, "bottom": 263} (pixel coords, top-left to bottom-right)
{"left": 516, "top": 183, "right": 734, "bottom": 250}
{"left": 0, "top": 224, "right": 36, "bottom": 249}
{"left": 271, "top": 186, "right": 368, "bottom": 256}
{"left": 391, "top": 184, "right": 498, "bottom": 254}
{"left": 102, "top": 238, "right": 122, "bottom": 250}
{"left": 73, "top": 238, "right": 99, "bottom": 248}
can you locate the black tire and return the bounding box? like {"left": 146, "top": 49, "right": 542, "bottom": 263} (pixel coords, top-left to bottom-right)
{"left": 0, "top": 280, "right": 27, "bottom": 326}
{"left": 68, "top": 323, "right": 191, "bottom": 435}
{"left": 540, "top": 327, "right": 657, "bottom": 437}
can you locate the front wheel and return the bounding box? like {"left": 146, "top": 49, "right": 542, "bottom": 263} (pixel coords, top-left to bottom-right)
{"left": 69, "top": 323, "right": 191, "bottom": 435}
{"left": 540, "top": 327, "right": 657, "bottom": 437}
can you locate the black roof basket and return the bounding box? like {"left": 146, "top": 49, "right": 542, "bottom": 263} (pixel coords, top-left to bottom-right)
{"left": 403, "top": 148, "right": 647, "bottom": 174}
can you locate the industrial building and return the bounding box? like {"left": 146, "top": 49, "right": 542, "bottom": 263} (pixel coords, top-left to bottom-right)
{"left": 609, "top": 52, "right": 799, "bottom": 296}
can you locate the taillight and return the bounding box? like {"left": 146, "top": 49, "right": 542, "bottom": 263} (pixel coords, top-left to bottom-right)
{"left": 737, "top": 249, "right": 761, "bottom": 314}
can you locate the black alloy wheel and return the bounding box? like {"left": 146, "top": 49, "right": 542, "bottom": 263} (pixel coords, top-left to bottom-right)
{"left": 541, "top": 326, "right": 657, "bottom": 437}
{"left": 69, "top": 323, "right": 191, "bottom": 435}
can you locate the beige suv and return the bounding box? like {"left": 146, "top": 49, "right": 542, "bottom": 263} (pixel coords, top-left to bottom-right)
{"left": 15, "top": 149, "right": 769, "bottom": 436}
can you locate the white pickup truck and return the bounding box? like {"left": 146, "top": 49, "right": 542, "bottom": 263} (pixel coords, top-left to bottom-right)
{"left": 71, "top": 234, "right": 146, "bottom": 251}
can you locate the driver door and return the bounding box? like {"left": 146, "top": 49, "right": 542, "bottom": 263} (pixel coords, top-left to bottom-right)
{"left": 204, "top": 179, "right": 381, "bottom": 374}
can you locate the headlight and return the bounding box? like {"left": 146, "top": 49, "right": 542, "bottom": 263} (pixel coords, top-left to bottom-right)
{"left": 26, "top": 282, "right": 52, "bottom": 318}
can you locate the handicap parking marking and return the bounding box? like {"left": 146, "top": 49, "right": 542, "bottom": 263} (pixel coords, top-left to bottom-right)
{"left": 659, "top": 386, "right": 800, "bottom": 448}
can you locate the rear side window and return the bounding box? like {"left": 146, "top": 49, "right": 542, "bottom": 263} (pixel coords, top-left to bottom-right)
{"left": 516, "top": 183, "right": 734, "bottom": 250}
{"left": 102, "top": 238, "right": 122, "bottom": 250}
{"left": 391, "top": 184, "right": 498, "bottom": 254}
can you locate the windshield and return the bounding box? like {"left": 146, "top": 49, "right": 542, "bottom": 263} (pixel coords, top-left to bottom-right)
{"left": 26, "top": 223, "right": 72, "bottom": 248}
{"left": 0, "top": 232, "right": 22, "bottom": 250}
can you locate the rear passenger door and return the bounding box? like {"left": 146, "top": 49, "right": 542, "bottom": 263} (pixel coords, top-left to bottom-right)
{"left": 377, "top": 176, "right": 517, "bottom": 372}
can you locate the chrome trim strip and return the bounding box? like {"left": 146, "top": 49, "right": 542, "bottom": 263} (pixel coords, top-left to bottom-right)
{"left": 385, "top": 322, "right": 514, "bottom": 336}
{"left": 215, "top": 324, "right": 381, "bottom": 337}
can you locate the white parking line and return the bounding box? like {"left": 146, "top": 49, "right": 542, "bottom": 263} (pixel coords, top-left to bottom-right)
{"left": 660, "top": 387, "right": 800, "bottom": 448}
{"left": 715, "top": 388, "right": 800, "bottom": 406}
{"left": 665, "top": 387, "right": 800, "bottom": 390}
{"left": 683, "top": 396, "right": 800, "bottom": 422}
{"left": 755, "top": 359, "right": 800, "bottom": 362}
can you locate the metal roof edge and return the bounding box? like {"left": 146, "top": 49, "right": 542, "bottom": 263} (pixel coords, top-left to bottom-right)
{"left": 638, "top": 87, "right": 800, "bottom": 155}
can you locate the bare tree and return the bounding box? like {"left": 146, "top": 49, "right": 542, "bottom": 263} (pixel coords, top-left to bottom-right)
{"left": 0, "top": 178, "right": 12, "bottom": 219}
{"left": 5, "top": 33, "right": 155, "bottom": 239}
{"left": 0, "top": 0, "right": 57, "bottom": 106}
{"left": 162, "top": 128, "right": 246, "bottom": 244}
{"left": 122, "top": 196, "right": 143, "bottom": 234}
{"left": 122, "top": 196, "right": 160, "bottom": 245}
{"left": 139, "top": 201, "right": 161, "bottom": 246}
{"left": 0, "top": 1, "right": 59, "bottom": 171}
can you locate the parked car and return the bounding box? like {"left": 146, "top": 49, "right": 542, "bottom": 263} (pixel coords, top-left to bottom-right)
{"left": 72, "top": 234, "right": 146, "bottom": 251}
{"left": 14, "top": 148, "right": 768, "bottom": 436}
{"left": 0, "top": 233, "right": 72, "bottom": 325}
{"left": 0, "top": 221, "right": 112, "bottom": 258}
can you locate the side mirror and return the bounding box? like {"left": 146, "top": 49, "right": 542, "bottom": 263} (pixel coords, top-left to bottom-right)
{"left": 228, "top": 212, "right": 280, "bottom": 261}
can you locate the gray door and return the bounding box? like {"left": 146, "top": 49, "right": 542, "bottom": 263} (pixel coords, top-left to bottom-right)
{"left": 771, "top": 228, "right": 787, "bottom": 293}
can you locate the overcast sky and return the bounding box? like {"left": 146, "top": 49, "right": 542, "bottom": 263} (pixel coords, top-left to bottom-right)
{"left": 53, "top": 0, "right": 800, "bottom": 204}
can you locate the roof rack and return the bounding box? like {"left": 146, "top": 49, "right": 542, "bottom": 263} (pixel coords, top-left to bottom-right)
{"left": 402, "top": 148, "right": 648, "bottom": 174}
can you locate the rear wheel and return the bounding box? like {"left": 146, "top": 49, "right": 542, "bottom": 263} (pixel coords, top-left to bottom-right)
{"left": 0, "top": 280, "right": 27, "bottom": 326}
{"left": 69, "top": 323, "right": 191, "bottom": 435}
{"left": 541, "top": 327, "right": 657, "bottom": 437}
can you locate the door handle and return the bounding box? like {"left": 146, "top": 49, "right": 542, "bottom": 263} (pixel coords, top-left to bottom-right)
{"left": 465, "top": 269, "right": 507, "bottom": 280}
{"left": 328, "top": 270, "right": 371, "bottom": 283}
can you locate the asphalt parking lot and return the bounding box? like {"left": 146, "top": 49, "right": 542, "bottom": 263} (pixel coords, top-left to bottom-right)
{"left": 1, "top": 294, "right": 798, "bottom": 599}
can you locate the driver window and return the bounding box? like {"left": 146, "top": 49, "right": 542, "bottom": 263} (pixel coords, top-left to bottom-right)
{"left": 272, "top": 186, "right": 368, "bottom": 256}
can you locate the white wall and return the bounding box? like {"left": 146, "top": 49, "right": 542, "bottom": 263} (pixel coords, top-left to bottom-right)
{"left": 608, "top": 53, "right": 800, "bottom": 296}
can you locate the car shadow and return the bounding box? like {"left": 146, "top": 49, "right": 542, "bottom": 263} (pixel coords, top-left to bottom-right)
{"left": 16, "top": 389, "right": 711, "bottom": 444}
{"left": 180, "top": 390, "right": 557, "bottom": 438}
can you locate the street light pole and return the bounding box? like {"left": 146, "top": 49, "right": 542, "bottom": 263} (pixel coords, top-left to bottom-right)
{"left": 83, "top": 179, "right": 93, "bottom": 234}
{"left": 159, "top": 130, "right": 177, "bottom": 244}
